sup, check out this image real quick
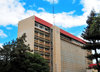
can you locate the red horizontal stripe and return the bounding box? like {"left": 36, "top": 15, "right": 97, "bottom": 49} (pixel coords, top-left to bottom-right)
{"left": 35, "top": 16, "right": 53, "bottom": 27}
{"left": 60, "top": 29, "right": 85, "bottom": 44}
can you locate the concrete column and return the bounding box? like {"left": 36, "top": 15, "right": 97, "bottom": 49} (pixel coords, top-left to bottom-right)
{"left": 52, "top": 26, "right": 61, "bottom": 72}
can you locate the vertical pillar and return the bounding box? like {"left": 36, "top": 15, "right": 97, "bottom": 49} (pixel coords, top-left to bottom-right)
{"left": 52, "top": 26, "right": 61, "bottom": 72}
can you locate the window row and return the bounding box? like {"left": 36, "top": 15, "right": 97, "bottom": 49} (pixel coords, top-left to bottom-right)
{"left": 35, "top": 30, "right": 50, "bottom": 37}
{"left": 35, "top": 22, "right": 50, "bottom": 32}
{"left": 34, "top": 45, "right": 50, "bottom": 50}
{"left": 35, "top": 38, "right": 50, "bottom": 43}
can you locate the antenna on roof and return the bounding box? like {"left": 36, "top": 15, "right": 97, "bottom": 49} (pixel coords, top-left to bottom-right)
{"left": 53, "top": 0, "right": 55, "bottom": 26}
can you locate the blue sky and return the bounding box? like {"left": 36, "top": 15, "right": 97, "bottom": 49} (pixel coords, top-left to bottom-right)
{"left": 0, "top": 0, "right": 100, "bottom": 47}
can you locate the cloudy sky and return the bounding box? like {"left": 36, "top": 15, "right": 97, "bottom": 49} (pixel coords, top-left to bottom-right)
{"left": 0, "top": 0, "right": 100, "bottom": 47}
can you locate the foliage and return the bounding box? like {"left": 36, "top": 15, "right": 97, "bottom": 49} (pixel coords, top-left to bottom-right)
{"left": 0, "top": 33, "right": 49, "bottom": 72}
{"left": 81, "top": 9, "right": 100, "bottom": 72}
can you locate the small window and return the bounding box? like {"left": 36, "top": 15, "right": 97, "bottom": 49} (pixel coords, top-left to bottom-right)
{"left": 45, "top": 34, "right": 49, "bottom": 37}
{"left": 45, "top": 27, "right": 49, "bottom": 31}
{"left": 45, "top": 48, "right": 49, "bottom": 50}
{"left": 40, "top": 25, "right": 43, "bottom": 29}
{"left": 34, "top": 45, "right": 38, "bottom": 48}
{"left": 39, "top": 46, "right": 44, "bottom": 49}
{"left": 35, "top": 23, "right": 38, "bottom": 27}
{"left": 35, "top": 31, "right": 38, "bottom": 33}
{"left": 40, "top": 33, "right": 44, "bottom": 35}
{"left": 35, "top": 38, "right": 38, "bottom": 40}
{"left": 40, "top": 40, "right": 44, "bottom": 42}
{"left": 45, "top": 41, "right": 49, "bottom": 44}
{"left": 40, "top": 54, "right": 43, "bottom": 56}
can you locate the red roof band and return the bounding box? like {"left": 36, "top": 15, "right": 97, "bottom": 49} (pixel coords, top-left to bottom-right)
{"left": 60, "top": 29, "right": 85, "bottom": 44}
{"left": 35, "top": 16, "right": 85, "bottom": 44}
{"left": 35, "top": 16, "right": 53, "bottom": 27}
{"left": 89, "top": 63, "right": 100, "bottom": 68}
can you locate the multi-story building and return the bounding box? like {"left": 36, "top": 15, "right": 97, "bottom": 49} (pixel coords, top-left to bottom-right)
{"left": 18, "top": 16, "right": 92, "bottom": 72}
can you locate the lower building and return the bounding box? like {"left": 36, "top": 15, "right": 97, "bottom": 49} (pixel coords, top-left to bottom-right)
{"left": 18, "top": 16, "right": 92, "bottom": 72}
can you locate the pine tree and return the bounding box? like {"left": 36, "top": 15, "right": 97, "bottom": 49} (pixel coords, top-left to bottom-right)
{"left": 0, "top": 33, "right": 49, "bottom": 72}
{"left": 82, "top": 10, "right": 100, "bottom": 72}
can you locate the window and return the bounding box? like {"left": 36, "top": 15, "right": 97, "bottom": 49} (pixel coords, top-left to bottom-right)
{"left": 45, "top": 48, "right": 49, "bottom": 50}
{"left": 40, "top": 33, "right": 44, "bottom": 36}
{"left": 35, "top": 38, "right": 38, "bottom": 40}
{"left": 40, "top": 39, "right": 44, "bottom": 42}
{"left": 45, "top": 34, "right": 49, "bottom": 37}
{"left": 40, "top": 25, "right": 43, "bottom": 29}
{"left": 39, "top": 46, "right": 44, "bottom": 49}
{"left": 45, "top": 41, "right": 50, "bottom": 44}
{"left": 45, "top": 27, "right": 49, "bottom": 31}
{"left": 40, "top": 54, "right": 43, "bottom": 56}
{"left": 34, "top": 45, "right": 38, "bottom": 48}
{"left": 35, "top": 31, "right": 38, "bottom": 33}
{"left": 35, "top": 23, "right": 38, "bottom": 27}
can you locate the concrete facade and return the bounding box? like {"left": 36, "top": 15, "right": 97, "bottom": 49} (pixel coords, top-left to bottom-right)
{"left": 18, "top": 16, "right": 92, "bottom": 72}
{"left": 18, "top": 16, "right": 35, "bottom": 51}
{"left": 61, "top": 40, "right": 87, "bottom": 72}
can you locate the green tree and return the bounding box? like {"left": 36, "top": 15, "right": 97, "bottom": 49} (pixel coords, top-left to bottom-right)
{"left": 81, "top": 10, "right": 100, "bottom": 72}
{"left": 0, "top": 33, "right": 49, "bottom": 72}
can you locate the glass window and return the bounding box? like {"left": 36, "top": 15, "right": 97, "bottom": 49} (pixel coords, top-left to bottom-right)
{"left": 45, "top": 48, "right": 49, "bottom": 50}
{"left": 45, "top": 41, "right": 49, "bottom": 44}
{"left": 35, "top": 38, "right": 38, "bottom": 40}
{"left": 40, "top": 33, "right": 44, "bottom": 35}
{"left": 39, "top": 46, "right": 44, "bottom": 49}
{"left": 40, "top": 54, "right": 43, "bottom": 56}
{"left": 45, "top": 27, "right": 48, "bottom": 31}
{"left": 45, "top": 27, "right": 50, "bottom": 32}
{"left": 45, "top": 34, "right": 49, "bottom": 37}
{"left": 34, "top": 45, "right": 38, "bottom": 48}
{"left": 40, "top": 40, "right": 44, "bottom": 42}
{"left": 35, "top": 23, "right": 38, "bottom": 27}
{"left": 40, "top": 25, "right": 43, "bottom": 29}
{"left": 35, "top": 31, "right": 38, "bottom": 33}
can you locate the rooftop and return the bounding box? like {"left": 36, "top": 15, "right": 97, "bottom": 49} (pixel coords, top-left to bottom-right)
{"left": 35, "top": 16, "right": 85, "bottom": 44}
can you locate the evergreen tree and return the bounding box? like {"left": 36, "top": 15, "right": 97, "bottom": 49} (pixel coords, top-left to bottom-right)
{"left": 0, "top": 33, "right": 49, "bottom": 72}
{"left": 82, "top": 10, "right": 100, "bottom": 72}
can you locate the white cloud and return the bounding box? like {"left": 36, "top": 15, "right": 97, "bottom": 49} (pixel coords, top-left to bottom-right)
{"left": 0, "top": 43, "right": 3, "bottom": 48}
{"left": 34, "top": 11, "right": 87, "bottom": 28}
{"left": 38, "top": 7, "right": 45, "bottom": 12}
{"left": 66, "top": 10, "right": 76, "bottom": 15}
{"left": 6, "top": 27, "right": 12, "bottom": 30}
{"left": 0, "top": 29, "right": 7, "bottom": 38}
{"left": 43, "top": 0, "right": 58, "bottom": 4}
{"left": 0, "top": 0, "right": 100, "bottom": 28}
{"left": 80, "top": 0, "right": 100, "bottom": 15}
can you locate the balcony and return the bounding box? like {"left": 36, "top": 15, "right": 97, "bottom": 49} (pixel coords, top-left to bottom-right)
{"left": 34, "top": 51, "right": 39, "bottom": 53}
{"left": 45, "top": 44, "right": 50, "bottom": 47}
{"left": 39, "top": 49, "right": 44, "bottom": 52}
{"left": 45, "top": 56, "right": 50, "bottom": 60}
{"left": 45, "top": 50, "right": 50, "bottom": 53}
{"left": 35, "top": 33, "right": 38, "bottom": 36}
{"left": 34, "top": 40, "right": 38, "bottom": 43}
{"left": 34, "top": 47, "right": 38, "bottom": 51}
{"left": 45, "top": 52, "right": 50, "bottom": 55}
{"left": 39, "top": 51, "right": 44, "bottom": 55}
{"left": 39, "top": 42, "right": 44, "bottom": 45}
{"left": 39, "top": 35, "right": 44, "bottom": 38}
{"left": 45, "top": 47, "right": 50, "bottom": 49}
{"left": 45, "top": 37, "right": 50, "bottom": 40}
